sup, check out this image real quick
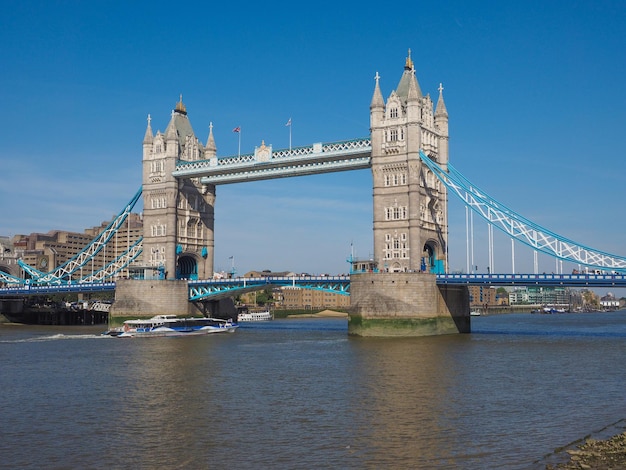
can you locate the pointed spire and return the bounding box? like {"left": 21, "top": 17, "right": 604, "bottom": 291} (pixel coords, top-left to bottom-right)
{"left": 165, "top": 112, "right": 178, "bottom": 140}
{"left": 143, "top": 114, "right": 153, "bottom": 144}
{"left": 206, "top": 121, "right": 216, "bottom": 157}
{"left": 175, "top": 94, "right": 187, "bottom": 115}
{"left": 407, "top": 69, "right": 419, "bottom": 102}
{"left": 435, "top": 82, "right": 448, "bottom": 118}
{"left": 404, "top": 48, "right": 414, "bottom": 71}
{"left": 370, "top": 71, "right": 384, "bottom": 109}
{"left": 396, "top": 49, "right": 422, "bottom": 102}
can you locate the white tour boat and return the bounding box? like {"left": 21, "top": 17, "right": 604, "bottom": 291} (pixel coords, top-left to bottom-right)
{"left": 237, "top": 309, "right": 272, "bottom": 322}
{"left": 105, "top": 315, "right": 238, "bottom": 337}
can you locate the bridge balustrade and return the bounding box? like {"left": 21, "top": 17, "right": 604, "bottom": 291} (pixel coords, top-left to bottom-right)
{"left": 437, "top": 273, "right": 626, "bottom": 287}
{"left": 3, "top": 274, "right": 626, "bottom": 300}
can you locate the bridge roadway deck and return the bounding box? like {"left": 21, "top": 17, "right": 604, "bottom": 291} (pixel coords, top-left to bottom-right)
{"left": 437, "top": 273, "right": 626, "bottom": 287}
{"left": 1, "top": 274, "right": 626, "bottom": 299}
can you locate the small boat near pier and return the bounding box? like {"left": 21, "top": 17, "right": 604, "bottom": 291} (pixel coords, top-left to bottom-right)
{"left": 237, "top": 307, "right": 272, "bottom": 322}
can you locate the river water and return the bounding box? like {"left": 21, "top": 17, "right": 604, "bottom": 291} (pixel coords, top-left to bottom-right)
{"left": 1, "top": 312, "right": 626, "bottom": 469}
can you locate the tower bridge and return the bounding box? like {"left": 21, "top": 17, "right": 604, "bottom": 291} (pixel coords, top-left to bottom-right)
{"left": 3, "top": 51, "right": 626, "bottom": 335}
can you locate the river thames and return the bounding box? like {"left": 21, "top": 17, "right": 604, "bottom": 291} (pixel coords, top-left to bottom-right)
{"left": 1, "top": 311, "right": 625, "bottom": 469}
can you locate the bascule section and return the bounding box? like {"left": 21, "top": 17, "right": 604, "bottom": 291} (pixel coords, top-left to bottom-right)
{"left": 369, "top": 50, "right": 449, "bottom": 274}
{"left": 141, "top": 97, "right": 216, "bottom": 281}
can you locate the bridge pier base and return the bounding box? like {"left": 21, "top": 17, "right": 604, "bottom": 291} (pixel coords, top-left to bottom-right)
{"left": 108, "top": 279, "right": 194, "bottom": 324}
{"left": 192, "top": 297, "right": 238, "bottom": 320}
{"left": 348, "top": 273, "right": 470, "bottom": 337}
{"left": 107, "top": 280, "right": 239, "bottom": 326}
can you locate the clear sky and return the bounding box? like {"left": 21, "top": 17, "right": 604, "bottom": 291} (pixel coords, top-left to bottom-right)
{"left": 1, "top": 1, "right": 625, "bottom": 278}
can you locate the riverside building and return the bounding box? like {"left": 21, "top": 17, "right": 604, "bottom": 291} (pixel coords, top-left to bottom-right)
{"left": 5, "top": 213, "right": 143, "bottom": 281}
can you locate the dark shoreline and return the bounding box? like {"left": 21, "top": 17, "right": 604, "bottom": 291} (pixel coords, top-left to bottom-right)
{"left": 545, "top": 421, "right": 626, "bottom": 469}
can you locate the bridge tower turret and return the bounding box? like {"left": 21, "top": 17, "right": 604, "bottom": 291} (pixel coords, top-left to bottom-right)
{"left": 141, "top": 97, "right": 216, "bottom": 281}
{"left": 370, "top": 51, "right": 449, "bottom": 274}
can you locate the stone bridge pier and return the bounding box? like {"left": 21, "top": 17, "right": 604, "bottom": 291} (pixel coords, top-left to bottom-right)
{"left": 349, "top": 273, "right": 470, "bottom": 336}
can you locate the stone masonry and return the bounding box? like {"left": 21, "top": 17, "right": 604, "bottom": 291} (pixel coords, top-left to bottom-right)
{"left": 349, "top": 273, "right": 470, "bottom": 336}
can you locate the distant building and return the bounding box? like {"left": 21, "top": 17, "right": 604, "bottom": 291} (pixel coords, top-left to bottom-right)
{"left": 508, "top": 287, "right": 530, "bottom": 304}
{"left": 600, "top": 292, "right": 620, "bottom": 310}
{"left": 243, "top": 270, "right": 297, "bottom": 278}
{"left": 240, "top": 270, "right": 350, "bottom": 310}
{"left": 527, "top": 286, "right": 569, "bottom": 305}
{"left": 508, "top": 286, "right": 571, "bottom": 306}
{"left": 350, "top": 258, "right": 378, "bottom": 274}
{"left": 468, "top": 285, "right": 497, "bottom": 308}
{"left": 5, "top": 213, "right": 143, "bottom": 281}
{"left": 278, "top": 286, "right": 350, "bottom": 310}
{"left": 0, "top": 236, "right": 19, "bottom": 280}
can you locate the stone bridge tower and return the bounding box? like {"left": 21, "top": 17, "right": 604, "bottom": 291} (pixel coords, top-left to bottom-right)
{"left": 370, "top": 51, "right": 449, "bottom": 274}
{"left": 141, "top": 97, "right": 216, "bottom": 280}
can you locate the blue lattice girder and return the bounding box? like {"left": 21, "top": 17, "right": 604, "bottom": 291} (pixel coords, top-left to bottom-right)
{"left": 418, "top": 151, "right": 626, "bottom": 272}
{"left": 188, "top": 276, "right": 350, "bottom": 301}
{"left": 17, "top": 188, "right": 143, "bottom": 284}
{"left": 0, "top": 270, "right": 26, "bottom": 285}
{"left": 78, "top": 238, "right": 143, "bottom": 283}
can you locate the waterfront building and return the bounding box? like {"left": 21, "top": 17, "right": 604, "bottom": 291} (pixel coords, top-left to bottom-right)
{"left": 468, "top": 285, "right": 497, "bottom": 308}
{"left": 509, "top": 287, "right": 530, "bottom": 305}
{"left": 527, "top": 286, "right": 569, "bottom": 305}
{"left": 238, "top": 270, "right": 350, "bottom": 310}
{"left": 508, "top": 286, "right": 571, "bottom": 306}
{"left": 7, "top": 213, "right": 143, "bottom": 281}
{"left": 600, "top": 292, "right": 620, "bottom": 310}
{"left": 277, "top": 285, "right": 350, "bottom": 310}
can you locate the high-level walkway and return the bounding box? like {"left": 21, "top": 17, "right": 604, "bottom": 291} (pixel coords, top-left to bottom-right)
{"left": 172, "top": 138, "right": 372, "bottom": 183}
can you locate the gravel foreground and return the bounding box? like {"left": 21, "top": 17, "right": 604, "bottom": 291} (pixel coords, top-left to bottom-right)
{"left": 546, "top": 431, "right": 626, "bottom": 469}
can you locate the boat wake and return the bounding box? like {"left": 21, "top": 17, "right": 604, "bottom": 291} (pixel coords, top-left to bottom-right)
{"left": 1, "top": 333, "right": 110, "bottom": 343}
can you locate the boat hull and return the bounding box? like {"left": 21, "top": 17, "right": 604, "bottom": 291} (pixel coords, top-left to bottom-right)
{"left": 117, "top": 325, "right": 238, "bottom": 338}
{"left": 105, "top": 315, "right": 238, "bottom": 338}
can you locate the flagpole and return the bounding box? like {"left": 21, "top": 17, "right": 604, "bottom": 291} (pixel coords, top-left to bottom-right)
{"left": 286, "top": 117, "right": 292, "bottom": 152}
{"left": 238, "top": 128, "right": 241, "bottom": 157}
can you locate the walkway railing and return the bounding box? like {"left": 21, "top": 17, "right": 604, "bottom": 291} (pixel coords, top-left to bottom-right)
{"left": 437, "top": 272, "right": 626, "bottom": 287}
{"left": 173, "top": 138, "right": 372, "bottom": 183}
{"left": 3, "top": 273, "right": 626, "bottom": 299}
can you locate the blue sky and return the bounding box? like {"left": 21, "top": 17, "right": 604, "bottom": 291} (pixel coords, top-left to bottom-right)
{"left": 1, "top": 1, "right": 625, "bottom": 278}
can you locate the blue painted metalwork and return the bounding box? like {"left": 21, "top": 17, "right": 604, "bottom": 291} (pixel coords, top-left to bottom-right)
{"left": 4, "top": 274, "right": 626, "bottom": 300}
{"left": 188, "top": 276, "right": 351, "bottom": 301}
{"left": 188, "top": 273, "right": 626, "bottom": 301}
{"left": 13, "top": 188, "right": 143, "bottom": 285}
{"left": 172, "top": 138, "right": 372, "bottom": 184}
{"left": 6, "top": 139, "right": 626, "bottom": 305}
{"left": 0, "top": 270, "right": 30, "bottom": 285}
{"left": 0, "top": 282, "right": 116, "bottom": 296}
{"left": 437, "top": 272, "right": 626, "bottom": 288}
{"left": 77, "top": 238, "right": 143, "bottom": 283}
{"left": 418, "top": 151, "right": 626, "bottom": 273}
